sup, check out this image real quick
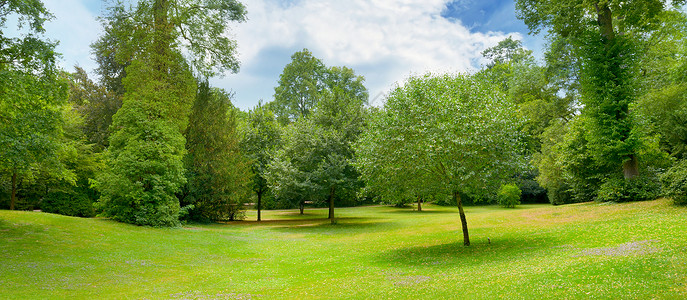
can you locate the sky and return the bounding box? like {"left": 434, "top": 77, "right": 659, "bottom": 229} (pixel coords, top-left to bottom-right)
{"left": 33, "top": 0, "right": 544, "bottom": 110}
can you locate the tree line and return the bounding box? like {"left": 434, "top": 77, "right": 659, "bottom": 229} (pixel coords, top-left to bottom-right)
{"left": 2, "top": 1, "right": 687, "bottom": 246}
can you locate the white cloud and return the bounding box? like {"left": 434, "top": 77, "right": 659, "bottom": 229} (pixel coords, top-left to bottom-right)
{"left": 217, "top": 0, "right": 521, "bottom": 109}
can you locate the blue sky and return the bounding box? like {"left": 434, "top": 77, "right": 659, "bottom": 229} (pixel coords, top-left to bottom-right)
{"left": 35, "top": 0, "right": 544, "bottom": 110}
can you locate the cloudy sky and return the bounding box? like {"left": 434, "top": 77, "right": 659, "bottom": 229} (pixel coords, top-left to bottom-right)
{"left": 36, "top": 0, "right": 544, "bottom": 110}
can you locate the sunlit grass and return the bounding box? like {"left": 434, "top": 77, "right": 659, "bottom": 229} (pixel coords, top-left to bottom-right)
{"left": 1, "top": 199, "right": 685, "bottom": 299}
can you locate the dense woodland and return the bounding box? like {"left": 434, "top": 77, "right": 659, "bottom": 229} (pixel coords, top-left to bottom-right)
{"left": 2, "top": 0, "right": 687, "bottom": 245}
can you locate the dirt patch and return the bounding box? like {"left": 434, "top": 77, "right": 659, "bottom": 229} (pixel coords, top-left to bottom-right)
{"left": 574, "top": 240, "right": 662, "bottom": 257}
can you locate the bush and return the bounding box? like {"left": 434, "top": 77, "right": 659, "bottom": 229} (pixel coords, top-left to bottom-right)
{"left": 498, "top": 184, "right": 521, "bottom": 208}
{"left": 661, "top": 160, "right": 687, "bottom": 205}
{"left": 41, "top": 185, "right": 96, "bottom": 218}
{"left": 596, "top": 176, "right": 661, "bottom": 203}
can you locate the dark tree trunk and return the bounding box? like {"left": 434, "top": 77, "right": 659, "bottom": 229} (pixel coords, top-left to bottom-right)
{"left": 257, "top": 190, "right": 263, "bottom": 221}
{"left": 10, "top": 172, "right": 17, "bottom": 211}
{"left": 328, "top": 186, "right": 335, "bottom": 224}
{"left": 623, "top": 155, "right": 640, "bottom": 179}
{"left": 454, "top": 191, "right": 470, "bottom": 246}
{"left": 299, "top": 200, "right": 304, "bottom": 215}
{"left": 417, "top": 196, "right": 422, "bottom": 212}
{"left": 595, "top": 3, "right": 615, "bottom": 41}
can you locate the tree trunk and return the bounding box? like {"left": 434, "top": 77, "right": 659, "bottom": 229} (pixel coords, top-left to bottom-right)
{"left": 454, "top": 191, "right": 470, "bottom": 246}
{"left": 623, "top": 154, "right": 640, "bottom": 179}
{"left": 257, "top": 190, "right": 262, "bottom": 221}
{"left": 417, "top": 196, "right": 422, "bottom": 212}
{"left": 328, "top": 186, "right": 336, "bottom": 224}
{"left": 595, "top": 3, "right": 615, "bottom": 41}
{"left": 299, "top": 200, "right": 304, "bottom": 215}
{"left": 10, "top": 172, "right": 17, "bottom": 211}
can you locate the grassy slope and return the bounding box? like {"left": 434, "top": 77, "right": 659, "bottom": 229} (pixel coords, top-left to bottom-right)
{"left": 1, "top": 199, "right": 686, "bottom": 299}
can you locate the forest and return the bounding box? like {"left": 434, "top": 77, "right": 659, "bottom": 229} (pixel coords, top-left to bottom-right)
{"left": 2, "top": 0, "right": 687, "bottom": 248}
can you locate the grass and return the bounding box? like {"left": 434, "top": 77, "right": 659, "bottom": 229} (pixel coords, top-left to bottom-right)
{"left": 1, "top": 199, "right": 686, "bottom": 299}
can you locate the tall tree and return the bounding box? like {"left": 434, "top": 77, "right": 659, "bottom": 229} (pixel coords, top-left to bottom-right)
{"left": 68, "top": 67, "right": 121, "bottom": 151}
{"left": 0, "top": 0, "right": 68, "bottom": 210}
{"left": 267, "top": 75, "right": 368, "bottom": 222}
{"left": 94, "top": 0, "right": 246, "bottom": 226}
{"left": 241, "top": 104, "right": 281, "bottom": 221}
{"left": 182, "top": 82, "right": 251, "bottom": 221}
{"left": 516, "top": 0, "right": 685, "bottom": 181}
{"left": 355, "top": 74, "right": 523, "bottom": 245}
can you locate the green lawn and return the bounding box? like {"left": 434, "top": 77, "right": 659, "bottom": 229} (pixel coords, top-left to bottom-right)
{"left": 1, "top": 199, "right": 686, "bottom": 299}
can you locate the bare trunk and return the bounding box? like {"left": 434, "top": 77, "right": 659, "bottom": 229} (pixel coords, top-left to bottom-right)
{"left": 10, "top": 172, "right": 17, "bottom": 210}
{"left": 454, "top": 191, "right": 470, "bottom": 246}
{"left": 257, "top": 190, "right": 262, "bottom": 221}
{"left": 299, "top": 201, "right": 304, "bottom": 215}
{"left": 623, "top": 155, "right": 640, "bottom": 179}
{"left": 417, "top": 196, "right": 422, "bottom": 212}
{"left": 328, "top": 186, "right": 335, "bottom": 223}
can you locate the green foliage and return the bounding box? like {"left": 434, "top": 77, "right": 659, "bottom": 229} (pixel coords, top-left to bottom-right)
{"left": 661, "top": 160, "right": 687, "bottom": 205}
{"left": 41, "top": 185, "right": 96, "bottom": 218}
{"left": 498, "top": 184, "right": 522, "bottom": 208}
{"left": 355, "top": 73, "right": 524, "bottom": 202}
{"left": 94, "top": 56, "right": 195, "bottom": 226}
{"left": 596, "top": 176, "right": 661, "bottom": 203}
{"left": 516, "top": 169, "right": 548, "bottom": 203}
{"left": 68, "top": 67, "right": 122, "bottom": 151}
{"left": 272, "top": 49, "right": 327, "bottom": 123}
{"left": 578, "top": 34, "right": 641, "bottom": 172}
{"left": 182, "top": 81, "right": 251, "bottom": 222}
{"left": 97, "top": 0, "right": 246, "bottom": 78}
{"left": 240, "top": 103, "right": 282, "bottom": 218}
{"left": 0, "top": 0, "right": 58, "bottom": 73}
{"left": 272, "top": 49, "right": 368, "bottom": 124}
{"left": 267, "top": 64, "right": 368, "bottom": 214}
{"left": 481, "top": 36, "right": 533, "bottom": 68}
{"left": 95, "top": 99, "right": 186, "bottom": 227}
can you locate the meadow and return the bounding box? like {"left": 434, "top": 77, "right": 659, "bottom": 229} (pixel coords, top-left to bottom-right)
{"left": 1, "top": 199, "right": 686, "bottom": 299}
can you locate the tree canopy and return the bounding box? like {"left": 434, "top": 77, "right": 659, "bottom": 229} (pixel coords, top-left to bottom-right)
{"left": 355, "top": 73, "right": 524, "bottom": 245}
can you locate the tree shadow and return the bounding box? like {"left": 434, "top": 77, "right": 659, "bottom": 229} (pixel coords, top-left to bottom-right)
{"left": 266, "top": 217, "right": 398, "bottom": 234}
{"left": 382, "top": 208, "right": 456, "bottom": 215}
{"left": 376, "top": 235, "right": 565, "bottom": 268}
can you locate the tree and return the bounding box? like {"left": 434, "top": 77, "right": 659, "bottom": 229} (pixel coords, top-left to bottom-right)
{"left": 635, "top": 11, "right": 687, "bottom": 159}
{"left": 481, "top": 36, "right": 532, "bottom": 69}
{"left": 516, "top": 0, "right": 685, "bottom": 182}
{"left": 182, "top": 81, "right": 251, "bottom": 221}
{"left": 267, "top": 80, "right": 367, "bottom": 222}
{"left": 272, "top": 49, "right": 328, "bottom": 123}
{"left": 355, "top": 74, "right": 524, "bottom": 245}
{"left": 68, "top": 67, "right": 121, "bottom": 151}
{"left": 241, "top": 104, "right": 281, "bottom": 221}
{"left": 94, "top": 0, "right": 246, "bottom": 226}
{"left": 0, "top": 0, "right": 68, "bottom": 210}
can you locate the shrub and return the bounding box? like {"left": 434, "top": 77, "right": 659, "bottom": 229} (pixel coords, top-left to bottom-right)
{"left": 660, "top": 160, "right": 687, "bottom": 205}
{"left": 596, "top": 176, "right": 661, "bottom": 203}
{"left": 41, "top": 185, "right": 96, "bottom": 218}
{"left": 498, "top": 184, "right": 521, "bottom": 208}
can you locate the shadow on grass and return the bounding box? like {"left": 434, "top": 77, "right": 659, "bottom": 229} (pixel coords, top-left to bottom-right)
{"left": 264, "top": 217, "right": 399, "bottom": 234}
{"left": 377, "top": 235, "right": 563, "bottom": 268}
{"left": 382, "top": 208, "right": 456, "bottom": 215}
